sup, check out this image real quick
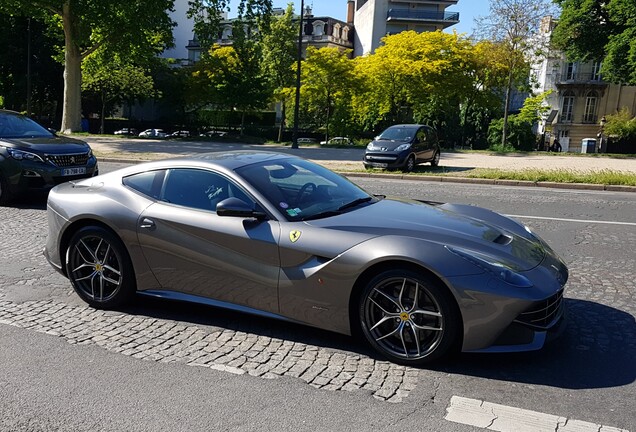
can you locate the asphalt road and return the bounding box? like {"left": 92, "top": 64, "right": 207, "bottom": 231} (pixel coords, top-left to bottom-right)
{"left": 0, "top": 162, "right": 634, "bottom": 432}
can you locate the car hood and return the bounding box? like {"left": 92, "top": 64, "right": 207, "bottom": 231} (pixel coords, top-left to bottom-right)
{"left": 1, "top": 136, "right": 90, "bottom": 154}
{"left": 368, "top": 139, "right": 412, "bottom": 151}
{"left": 305, "top": 198, "right": 545, "bottom": 271}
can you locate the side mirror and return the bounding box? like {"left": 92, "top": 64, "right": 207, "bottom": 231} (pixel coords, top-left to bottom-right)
{"left": 216, "top": 197, "right": 267, "bottom": 220}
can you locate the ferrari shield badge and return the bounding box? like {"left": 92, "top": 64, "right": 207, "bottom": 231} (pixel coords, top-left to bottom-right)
{"left": 289, "top": 230, "right": 302, "bottom": 243}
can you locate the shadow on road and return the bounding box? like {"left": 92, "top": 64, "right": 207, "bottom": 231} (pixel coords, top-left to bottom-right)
{"left": 121, "top": 297, "right": 634, "bottom": 390}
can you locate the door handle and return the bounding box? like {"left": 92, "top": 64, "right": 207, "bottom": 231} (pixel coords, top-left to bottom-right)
{"left": 140, "top": 217, "right": 156, "bottom": 230}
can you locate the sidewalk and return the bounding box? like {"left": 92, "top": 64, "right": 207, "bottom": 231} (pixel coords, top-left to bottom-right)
{"left": 85, "top": 137, "right": 636, "bottom": 192}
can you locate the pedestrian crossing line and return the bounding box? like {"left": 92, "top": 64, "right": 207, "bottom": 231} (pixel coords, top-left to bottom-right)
{"left": 445, "top": 396, "right": 629, "bottom": 432}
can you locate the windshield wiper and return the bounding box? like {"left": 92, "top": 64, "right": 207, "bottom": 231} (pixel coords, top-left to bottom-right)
{"left": 337, "top": 196, "right": 374, "bottom": 212}
{"left": 301, "top": 210, "right": 342, "bottom": 221}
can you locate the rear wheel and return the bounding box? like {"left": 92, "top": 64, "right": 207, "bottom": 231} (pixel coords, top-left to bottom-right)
{"left": 65, "top": 226, "right": 135, "bottom": 308}
{"left": 431, "top": 151, "right": 440, "bottom": 167}
{"left": 358, "top": 269, "right": 459, "bottom": 365}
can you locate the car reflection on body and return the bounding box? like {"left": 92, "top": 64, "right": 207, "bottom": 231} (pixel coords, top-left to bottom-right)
{"left": 0, "top": 109, "right": 98, "bottom": 204}
{"left": 44, "top": 151, "right": 568, "bottom": 365}
{"left": 138, "top": 128, "right": 166, "bottom": 138}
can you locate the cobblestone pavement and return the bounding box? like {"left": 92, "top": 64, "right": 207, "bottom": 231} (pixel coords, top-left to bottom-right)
{"left": 1, "top": 193, "right": 635, "bottom": 410}
{"left": 0, "top": 204, "right": 417, "bottom": 403}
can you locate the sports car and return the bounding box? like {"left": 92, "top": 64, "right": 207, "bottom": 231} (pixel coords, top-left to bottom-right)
{"left": 44, "top": 151, "right": 568, "bottom": 366}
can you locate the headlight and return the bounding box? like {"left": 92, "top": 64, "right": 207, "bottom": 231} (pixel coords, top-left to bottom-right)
{"left": 446, "top": 246, "right": 533, "bottom": 288}
{"left": 7, "top": 148, "right": 45, "bottom": 162}
{"left": 395, "top": 143, "right": 411, "bottom": 152}
{"left": 366, "top": 142, "right": 374, "bottom": 150}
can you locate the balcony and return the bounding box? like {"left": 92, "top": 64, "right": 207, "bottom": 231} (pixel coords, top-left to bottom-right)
{"left": 559, "top": 72, "right": 604, "bottom": 83}
{"left": 582, "top": 114, "right": 598, "bottom": 124}
{"left": 386, "top": 9, "right": 460, "bottom": 24}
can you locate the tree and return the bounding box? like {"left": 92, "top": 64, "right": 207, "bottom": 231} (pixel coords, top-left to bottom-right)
{"left": 552, "top": 0, "right": 636, "bottom": 84}
{"left": 82, "top": 55, "right": 155, "bottom": 134}
{"left": 262, "top": 4, "right": 297, "bottom": 142}
{"left": 475, "top": 0, "right": 554, "bottom": 146}
{"left": 299, "top": 47, "right": 355, "bottom": 141}
{"left": 0, "top": 14, "right": 63, "bottom": 120}
{"left": 0, "top": 0, "right": 175, "bottom": 133}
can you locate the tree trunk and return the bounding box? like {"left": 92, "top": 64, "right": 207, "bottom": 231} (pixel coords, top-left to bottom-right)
{"left": 60, "top": 2, "right": 82, "bottom": 134}
{"left": 100, "top": 90, "right": 106, "bottom": 134}
{"left": 277, "top": 100, "right": 286, "bottom": 142}
{"left": 501, "top": 68, "right": 514, "bottom": 148}
{"left": 240, "top": 110, "right": 246, "bottom": 136}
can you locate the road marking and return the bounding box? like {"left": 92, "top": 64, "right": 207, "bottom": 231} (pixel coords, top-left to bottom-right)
{"left": 506, "top": 214, "right": 636, "bottom": 227}
{"left": 445, "top": 396, "right": 629, "bottom": 432}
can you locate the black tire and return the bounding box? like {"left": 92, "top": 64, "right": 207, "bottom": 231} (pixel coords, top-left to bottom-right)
{"left": 358, "top": 269, "right": 459, "bottom": 366}
{"left": 65, "top": 226, "right": 136, "bottom": 309}
{"left": 0, "top": 174, "right": 14, "bottom": 206}
{"left": 431, "top": 151, "right": 440, "bottom": 167}
{"left": 403, "top": 155, "right": 416, "bottom": 172}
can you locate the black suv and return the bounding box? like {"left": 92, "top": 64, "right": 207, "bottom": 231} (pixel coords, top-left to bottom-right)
{"left": 0, "top": 110, "right": 98, "bottom": 204}
{"left": 363, "top": 124, "right": 440, "bottom": 172}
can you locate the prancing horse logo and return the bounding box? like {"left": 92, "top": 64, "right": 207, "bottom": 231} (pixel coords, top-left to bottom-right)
{"left": 289, "top": 230, "right": 301, "bottom": 243}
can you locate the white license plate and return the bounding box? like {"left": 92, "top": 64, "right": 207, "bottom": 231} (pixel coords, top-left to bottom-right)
{"left": 368, "top": 162, "right": 388, "bottom": 168}
{"left": 62, "top": 167, "right": 86, "bottom": 176}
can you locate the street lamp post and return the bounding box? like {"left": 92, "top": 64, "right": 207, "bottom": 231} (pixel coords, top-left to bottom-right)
{"left": 291, "top": 0, "right": 304, "bottom": 149}
{"left": 598, "top": 115, "right": 607, "bottom": 153}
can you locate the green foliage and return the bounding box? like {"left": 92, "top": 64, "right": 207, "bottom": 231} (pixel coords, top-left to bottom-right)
{"left": 553, "top": 0, "right": 636, "bottom": 84}
{"left": 517, "top": 91, "right": 552, "bottom": 123}
{"left": 487, "top": 116, "right": 536, "bottom": 151}
{"left": 604, "top": 108, "right": 636, "bottom": 139}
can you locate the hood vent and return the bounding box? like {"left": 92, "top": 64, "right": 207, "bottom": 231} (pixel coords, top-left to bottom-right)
{"left": 493, "top": 234, "right": 513, "bottom": 245}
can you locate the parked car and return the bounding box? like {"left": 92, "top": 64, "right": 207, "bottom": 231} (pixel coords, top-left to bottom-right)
{"left": 138, "top": 129, "right": 166, "bottom": 138}
{"left": 199, "top": 130, "right": 227, "bottom": 138}
{"left": 170, "top": 130, "right": 190, "bottom": 138}
{"left": 364, "top": 124, "right": 440, "bottom": 171}
{"left": 320, "top": 137, "right": 352, "bottom": 146}
{"left": 297, "top": 137, "right": 317, "bottom": 144}
{"left": 113, "top": 127, "right": 138, "bottom": 136}
{"left": 0, "top": 109, "right": 98, "bottom": 204}
{"left": 44, "top": 151, "right": 568, "bottom": 366}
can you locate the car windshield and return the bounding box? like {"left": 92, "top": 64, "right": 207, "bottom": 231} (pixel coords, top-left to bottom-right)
{"left": 0, "top": 112, "right": 54, "bottom": 139}
{"left": 237, "top": 158, "right": 375, "bottom": 221}
{"left": 377, "top": 126, "right": 417, "bottom": 142}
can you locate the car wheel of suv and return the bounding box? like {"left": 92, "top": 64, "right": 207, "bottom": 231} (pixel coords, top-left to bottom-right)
{"left": 403, "top": 155, "right": 416, "bottom": 172}
{"left": 431, "top": 151, "right": 440, "bottom": 167}
{"left": 0, "top": 174, "right": 14, "bottom": 205}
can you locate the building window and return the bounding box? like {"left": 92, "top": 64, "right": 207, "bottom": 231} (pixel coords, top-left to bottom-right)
{"left": 592, "top": 61, "right": 602, "bottom": 81}
{"left": 222, "top": 25, "right": 232, "bottom": 40}
{"left": 313, "top": 20, "right": 325, "bottom": 36}
{"left": 561, "top": 91, "right": 574, "bottom": 122}
{"left": 584, "top": 91, "right": 598, "bottom": 123}
{"left": 565, "top": 62, "right": 576, "bottom": 80}
{"left": 342, "top": 26, "right": 350, "bottom": 41}
{"left": 333, "top": 23, "right": 341, "bottom": 39}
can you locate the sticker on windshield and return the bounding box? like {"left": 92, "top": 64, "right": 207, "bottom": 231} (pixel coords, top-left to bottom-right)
{"left": 286, "top": 208, "right": 302, "bottom": 217}
{"left": 279, "top": 202, "right": 289, "bottom": 209}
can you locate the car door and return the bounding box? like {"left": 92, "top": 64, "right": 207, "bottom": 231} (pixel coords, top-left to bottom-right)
{"left": 419, "top": 126, "right": 435, "bottom": 161}
{"left": 413, "top": 127, "right": 428, "bottom": 161}
{"left": 135, "top": 168, "right": 281, "bottom": 314}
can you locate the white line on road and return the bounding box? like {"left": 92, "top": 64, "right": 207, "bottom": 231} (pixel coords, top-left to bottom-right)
{"left": 506, "top": 214, "right": 636, "bottom": 226}
{"left": 445, "top": 396, "right": 629, "bottom": 432}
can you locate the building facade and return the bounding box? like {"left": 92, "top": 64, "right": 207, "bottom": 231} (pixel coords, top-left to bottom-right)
{"left": 533, "top": 16, "right": 636, "bottom": 152}
{"left": 352, "top": 0, "right": 460, "bottom": 56}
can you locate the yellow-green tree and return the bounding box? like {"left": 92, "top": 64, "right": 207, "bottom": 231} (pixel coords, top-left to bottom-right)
{"left": 298, "top": 47, "right": 356, "bottom": 141}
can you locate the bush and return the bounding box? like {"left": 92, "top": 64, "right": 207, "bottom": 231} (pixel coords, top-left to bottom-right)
{"left": 604, "top": 108, "right": 636, "bottom": 140}
{"left": 487, "top": 115, "right": 535, "bottom": 151}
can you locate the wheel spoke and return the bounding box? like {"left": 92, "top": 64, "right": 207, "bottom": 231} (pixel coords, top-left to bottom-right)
{"left": 372, "top": 287, "right": 401, "bottom": 311}
{"left": 399, "top": 325, "right": 409, "bottom": 357}
{"left": 370, "top": 297, "right": 397, "bottom": 316}
{"left": 75, "top": 243, "right": 94, "bottom": 265}
{"left": 411, "top": 309, "right": 442, "bottom": 318}
{"left": 71, "top": 263, "right": 94, "bottom": 274}
{"left": 409, "top": 325, "right": 422, "bottom": 357}
{"left": 102, "top": 265, "right": 121, "bottom": 277}
{"left": 375, "top": 322, "right": 401, "bottom": 342}
{"left": 412, "top": 322, "right": 443, "bottom": 332}
{"left": 99, "top": 273, "right": 105, "bottom": 300}
{"left": 79, "top": 239, "right": 98, "bottom": 262}
{"left": 369, "top": 315, "right": 397, "bottom": 332}
{"left": 74, "top": 270, "right": 97, "bottom": 282}
{"left": 101, "top": 274, "right": 120, "bottom": 286}
{"left": 398, "top": 278, "right": 407, "bottom": 310}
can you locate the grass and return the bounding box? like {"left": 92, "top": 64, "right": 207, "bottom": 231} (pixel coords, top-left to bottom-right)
{"left": 465, "top": 168, "right": 636, "bottom": 186}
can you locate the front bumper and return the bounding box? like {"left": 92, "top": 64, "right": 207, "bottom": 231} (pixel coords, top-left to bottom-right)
{"left": 363, "top": 151, "right": 408, "bottom": 169}
{"left": 6, "top": 156, "right": 98, "bottom": 195}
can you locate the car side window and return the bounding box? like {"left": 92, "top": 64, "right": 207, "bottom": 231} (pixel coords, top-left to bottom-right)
{"left": 161, "top": 168, "right": 252, "bottom": 212}
{"left": 416, "top": 128, "right": 427, "bottom": 144}
{"left": 122, "top": 170, "right": 166, "bottom": 200}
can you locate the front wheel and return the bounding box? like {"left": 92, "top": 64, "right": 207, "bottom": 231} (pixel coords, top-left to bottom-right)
{"left": 358, "top": 269, "right": 460, "bottom": 365}
{"left": 65, "top": 226, "right": 136, "bottom": 309}
{"left": 403, "top": 155, "right": 416, "bottom": 172}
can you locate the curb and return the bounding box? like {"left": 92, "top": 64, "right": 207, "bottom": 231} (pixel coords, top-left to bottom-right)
{"left": 99, "top": 157, "right": 636, "bottom": 193}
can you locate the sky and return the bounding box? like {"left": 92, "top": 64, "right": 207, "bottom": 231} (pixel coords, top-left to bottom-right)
{"left": 227, "top": 0, "right": 488, "bottom": 35}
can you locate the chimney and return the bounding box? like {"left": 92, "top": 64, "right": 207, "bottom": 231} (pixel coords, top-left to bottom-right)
{"left": 347, "top": 0, "right": 355, "bottom": 25}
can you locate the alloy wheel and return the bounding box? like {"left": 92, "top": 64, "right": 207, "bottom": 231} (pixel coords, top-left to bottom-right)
{"left": 362, "top": 276, "right": 445, "bottom": 361}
